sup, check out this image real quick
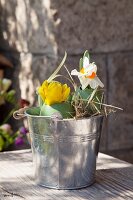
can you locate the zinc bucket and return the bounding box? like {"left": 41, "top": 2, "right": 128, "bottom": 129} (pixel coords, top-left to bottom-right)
{"left": 25, "top": 107, "right": 103, "bottom": 189}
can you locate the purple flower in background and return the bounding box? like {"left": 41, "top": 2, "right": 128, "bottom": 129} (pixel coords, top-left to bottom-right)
{"left": 19, "top": 127, "right": 28, "bottom": 135}
{"left": 15, "top": 137, "right": 24, "bottom": 146}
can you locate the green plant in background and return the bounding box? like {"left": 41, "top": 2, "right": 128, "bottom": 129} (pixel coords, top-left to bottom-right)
{"left": 0, "top": 124, "right": 15, "bottom": 151}
{"left": 0, "top": 78, "right": 16, "bottom": 106}
{"left": 0, "top": 78, "right": 17, "bottom": 123}
{"left": 0, "top": 124, "right": 28, "bottom": 151}
{"left": 0, "top": 78, "right": 29, "bottom": 151}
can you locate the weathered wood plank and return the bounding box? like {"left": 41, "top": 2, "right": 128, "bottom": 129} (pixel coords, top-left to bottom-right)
{"left": 0, "top": 150, "right": 133, "bottom": 200}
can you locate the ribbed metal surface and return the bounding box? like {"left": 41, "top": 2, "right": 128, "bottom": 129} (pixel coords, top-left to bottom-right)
{"left": 26, "top": 109, "right": 103, "bottom": 189}
{"left": 31, "top": 132, "right": 99, "bottom": 143}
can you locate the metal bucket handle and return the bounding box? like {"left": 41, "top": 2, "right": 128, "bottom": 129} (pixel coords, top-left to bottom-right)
{"left": 13, "top": 107, "right": 28, "bottom": 120}
{"left": 13, "top": 107, "right": 63, "bottom": 120}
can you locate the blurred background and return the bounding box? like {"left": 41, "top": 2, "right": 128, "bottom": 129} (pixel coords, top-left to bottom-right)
{"left": 0, "top": 0, "right": 133, "bottom": 162}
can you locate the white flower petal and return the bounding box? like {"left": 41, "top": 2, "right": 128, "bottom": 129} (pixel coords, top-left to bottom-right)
{"left": 89, "top": 63, "right": 97, "bottom": 72}
{"left": 79, "top": 76, "right": 91, "bottom": 90}
{"left": 71, "top": 69, "right": 80, "bottom": 76}
{"left": 89, "top": 79, "right": 99, "bottom": 89}
{"left": 71, "top": 69, "right": 86, "bottom": 78}
{"left": 94, "top": 76, "right": 104, "bottom": 88}
{"left": 71, "top": 66, "right": 104, "bottom": 90}
{"left": 78, "top": 73, "right": 87, "bottom": 77}
{"left": 89, "top": 76, "right": 104, "bottom": 89}
{"left": 83, "top": 56, "right": 89, "bottom": 68}
{"left": 84, "top": 62, "right": 97, "bottom": 76}
{"left": 84, "top": 69, "right": 93, "bottom": 76}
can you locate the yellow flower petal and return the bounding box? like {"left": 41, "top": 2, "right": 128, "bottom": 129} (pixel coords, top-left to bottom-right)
{"left": 38, "top": 86, "right": 46, "bottom": 102}
{"left": 38, "top": 81, "right": 70, "bottom": 106}
{"left": 62, "top": 84, "right": 70, "bottom": 101}
{"left": 45, "top": 82, "right": 62, "bottom": 105}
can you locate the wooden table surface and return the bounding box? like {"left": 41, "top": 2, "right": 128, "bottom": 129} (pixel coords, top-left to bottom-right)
{"left": 0, "top": 149, "right": 133, "bottom": 200}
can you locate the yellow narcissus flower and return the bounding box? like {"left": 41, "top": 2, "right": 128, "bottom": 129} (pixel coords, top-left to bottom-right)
{"left": 38, "top": 80, "right": 70, "bottom": 106}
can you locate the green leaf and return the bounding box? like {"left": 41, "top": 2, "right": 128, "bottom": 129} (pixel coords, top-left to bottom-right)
{"left": 38, "top": 95, "right": 44, "bottom": 107}
{"left": 0, "top": 95, "right": 5, "bottom": 105}
{"left": 77, "top": 87, "right": 92, "bottom": 100}
{"left": 2, "top": 108, "right": 16, "bottom": 124}
{"left": 83, "top": 50, "right": 90, "bottom": 60}
{"left": 5, "top": 90, "right": 16, "bottom": 104}
{"left": 93, "top": 90, "right": 104, "bottom": 110}
{"left": 87, "top": 87, "right": 98, "bottom": 105}
{"left": 47, "top": 52, "right": 67, "bottom": 82}
{"left": 40, "top": 102, "right": 75, "bottom": 118}
{"left": 0, "top": 135, "right": 4, "bottom": 151}
{"left": 26, "top": 107, "right": 40, "bottom": 116}
{"left": 67, "top": 94, "right": 73, "bottom": 102}
{"left": 79, "top": 58, "right": 83, "bottom": 70}
{"left": 91, "top": 102, "right": 101, "bottom": 114}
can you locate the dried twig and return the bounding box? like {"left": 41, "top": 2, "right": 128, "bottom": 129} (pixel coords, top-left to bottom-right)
{"left": 1, "top": 186, "right": 25, "bottom": 199}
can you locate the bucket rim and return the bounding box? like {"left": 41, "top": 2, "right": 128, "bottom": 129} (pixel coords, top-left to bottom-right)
{"left": 25, "top": 107, "right": 104, "bottom": 122}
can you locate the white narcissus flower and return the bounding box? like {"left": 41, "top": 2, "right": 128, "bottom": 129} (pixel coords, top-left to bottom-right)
{"left": 71, "top": 56, "right": 104, "bottom": 90}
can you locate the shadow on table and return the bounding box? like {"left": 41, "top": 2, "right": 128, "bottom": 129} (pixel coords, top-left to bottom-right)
{"left": 0, "top": 150, "right": 32, "bottom": 163}
{"left": 1, "top": 166, "right": 133, "bottom": 200}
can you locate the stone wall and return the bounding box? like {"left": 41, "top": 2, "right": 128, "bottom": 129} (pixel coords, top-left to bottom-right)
{"left": 0, "top": 0, "right": 133, "bottom": 158}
